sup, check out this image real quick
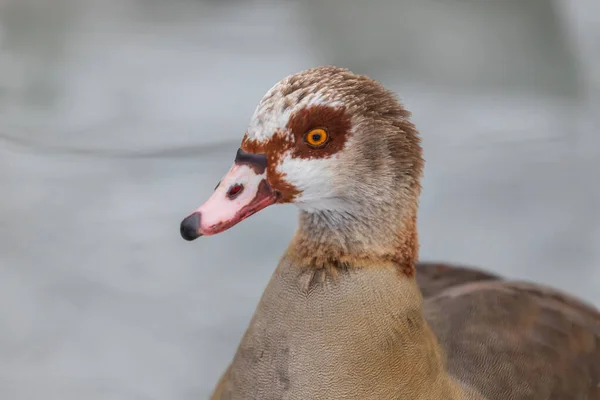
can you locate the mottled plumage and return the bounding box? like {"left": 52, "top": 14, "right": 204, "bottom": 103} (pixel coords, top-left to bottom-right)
{"left": 180, "top": 66, "right": 600, "bottom": 399}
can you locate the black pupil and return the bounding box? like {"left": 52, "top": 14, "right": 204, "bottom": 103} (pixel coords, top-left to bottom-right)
{"left": 312, "top": 133, "right": 321, "bottom": 142}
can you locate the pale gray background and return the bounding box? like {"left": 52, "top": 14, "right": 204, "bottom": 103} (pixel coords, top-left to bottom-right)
{"left": 0, "top": 0, "right": 599, "bottom": 399}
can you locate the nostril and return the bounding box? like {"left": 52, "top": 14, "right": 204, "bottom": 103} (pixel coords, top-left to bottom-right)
{"left": 226, "top": 184, "right": 244, "bottom": 200}
{"left": 180, "top": 213, "right": 202, "bottom": 241}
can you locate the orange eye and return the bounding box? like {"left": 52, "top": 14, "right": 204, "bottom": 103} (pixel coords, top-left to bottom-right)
{"left": 304, "top": 128, "right": 329, "bottom": 148}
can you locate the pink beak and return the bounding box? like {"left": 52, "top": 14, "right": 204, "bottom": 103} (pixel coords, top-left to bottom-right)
{"left": 180, "top": 149, "right": 278, "bottom": 240}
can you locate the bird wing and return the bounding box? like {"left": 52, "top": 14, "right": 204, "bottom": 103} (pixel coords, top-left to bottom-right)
{"left": 423, "top": 279, "right": 600, "bottom": 400}
{"left": 416, "top": 262, "right": 502, "bottom": 298}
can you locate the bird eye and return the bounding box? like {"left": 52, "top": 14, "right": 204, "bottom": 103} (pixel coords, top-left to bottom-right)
{"left": 304, "top": 128, "right": 329, "bottom": 148}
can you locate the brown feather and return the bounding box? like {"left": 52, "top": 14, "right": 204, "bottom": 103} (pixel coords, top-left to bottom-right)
{"left": 208, "top": 67, "right": 600, "bottom": 399}
{"left": 416, "top": 262, "right": 502, "bottom": 298}
{"left": 425, "top": 279, "right": 600, "bottom": 399}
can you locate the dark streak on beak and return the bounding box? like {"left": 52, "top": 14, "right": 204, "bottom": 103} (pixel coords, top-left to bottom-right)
{"left": 234, "top": 148, "right": 267, "bottom": 174}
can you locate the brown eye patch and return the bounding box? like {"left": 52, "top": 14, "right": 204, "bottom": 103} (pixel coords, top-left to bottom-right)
{"left": 239, "top": 105, "right": 351, "bottom": 203}
{"left": 286, "top": 104, "right": 351, "bottom": 159}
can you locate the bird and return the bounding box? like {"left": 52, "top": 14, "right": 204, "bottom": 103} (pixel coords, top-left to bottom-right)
{"left": 179, "top": 66, "right": 600, "bottom": 400}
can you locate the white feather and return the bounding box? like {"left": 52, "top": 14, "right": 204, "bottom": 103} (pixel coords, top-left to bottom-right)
{"left": 276, "top": 151, "right": 349, "bottom": 212}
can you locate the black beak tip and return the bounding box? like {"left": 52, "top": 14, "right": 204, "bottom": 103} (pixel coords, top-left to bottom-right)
{"left": 180, "top": 213, "right": 203, "bottom": 241}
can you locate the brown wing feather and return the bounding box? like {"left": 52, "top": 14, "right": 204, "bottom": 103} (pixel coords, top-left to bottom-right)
{"left": 416, "top": 262, "right": 502, "bottom": 298}
{"left": 424, "top": 280, "right": 600, "bottom": 400}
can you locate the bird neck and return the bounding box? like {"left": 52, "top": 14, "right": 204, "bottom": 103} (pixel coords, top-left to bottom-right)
{"left": 287, "top": 198, "right": 419, "bottom": 277}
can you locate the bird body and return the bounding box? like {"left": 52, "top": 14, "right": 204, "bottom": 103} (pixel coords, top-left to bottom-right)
{"left": 180, "top": 66, "right": 600, "bottom": 399}
{"left": 211, "top": 258, "right": 483, "bottom": 400}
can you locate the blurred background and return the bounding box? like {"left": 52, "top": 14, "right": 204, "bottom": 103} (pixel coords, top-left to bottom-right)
{"left": 0, "top": 0, "right": 598, "bottom": 398}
